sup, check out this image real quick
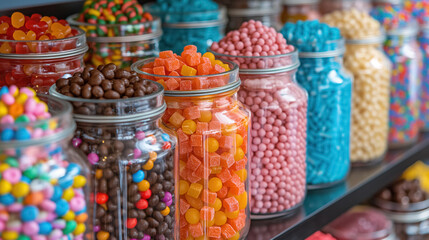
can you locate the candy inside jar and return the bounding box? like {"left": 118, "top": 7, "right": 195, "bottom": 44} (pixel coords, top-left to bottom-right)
{"left": 50, "top": 64, "right": 178, "bottom": 240}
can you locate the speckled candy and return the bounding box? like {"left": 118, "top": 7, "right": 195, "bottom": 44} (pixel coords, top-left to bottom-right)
{"left": 281, "top": 20, "right": 353, "bottom": 187}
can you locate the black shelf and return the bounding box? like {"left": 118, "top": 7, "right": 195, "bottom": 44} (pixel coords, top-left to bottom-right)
{"left": 248, "top": 133, "right": 429, "bottom": 240}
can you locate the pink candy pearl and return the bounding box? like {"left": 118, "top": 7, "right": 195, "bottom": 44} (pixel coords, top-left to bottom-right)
{"left": 1, "top": 115, "right": 14, "bottom": 124}
{"left": 87, "top": 152, "right": 99, "bottom": 165}
{"left": 2, "top": 168, "right": 21, "bottom": 184}
{"left": 1, "top": 93, "right": 14, "bottom": 105}
{"left": 41, "top": 200, "right": 56, "bottom": 212}
{"left": 136, "top": 131, "right": 145, "bottom": 140}
{"left": 23, "top": 221, "right": 39, "bottom": 236}
{"left": 70, "top": 197, "right": 86, "bottom": 212}
{"left": 134, "top": 148, "right": 142, "bottom": 158}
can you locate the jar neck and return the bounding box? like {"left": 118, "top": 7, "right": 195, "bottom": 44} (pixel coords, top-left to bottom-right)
{"left": 385, "top": 34, "right": 417, "bottom": 45}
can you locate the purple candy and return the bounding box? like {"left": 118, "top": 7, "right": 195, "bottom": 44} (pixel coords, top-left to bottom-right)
{"left": 93, "top": 225, "right": 101, "bottom": 232}
{"left": 162, "top": 192, "right": 172, "bottom": 202}
{"left": 165, "top": 199, "right": 173, "bottom": 207}
{"left": 72, "top": 137, "right": 82, "bottom": 148}
{"left": 143, "top": 235, "right": 151, "bottom": 240}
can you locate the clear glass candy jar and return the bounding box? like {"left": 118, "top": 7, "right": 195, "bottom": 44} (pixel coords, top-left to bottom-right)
{"left": 320, "top": 0, "right": 372, "bottom": 14}
{"left": 0, "top": 28, "right": 87, "bottom": 93}
{"left": 67, "top": 14, "right": 162, "bottom": 70}
{"left": 50, "top": 81, "right": 178, "bottom": 240}
{"left": 133, "top": 58, "right": 251, "bottom": 239}
{"left": 281, "top": 0, "right": 320, "bottom": 23}
{"left": 0, "top": 94, "right": 91, "bottom": 240}
{"left": 343, "top": 35, "right": 391, "bottom": 166}
{"left": 297, "top": 39, "right": 353, "bottom": 188}
{"left": 210, "top": 49, "right": 307, "bottom": 218}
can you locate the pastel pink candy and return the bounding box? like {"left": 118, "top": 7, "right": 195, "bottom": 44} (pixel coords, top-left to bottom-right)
{"left": 7, "top": 203, "right": 23, "bottom": 212}
{"left": 70, "top": 197, "right": 86, "bottom": 212}
{"left": 0, "top": 221, "right": 5, "bottom": 232}
{"left": 49, "top": 229, "right": 63, "bottom": 240}
{"left": 23, "top": 221, "right": 39, "bottom": 236}
{"left": 2, "top": 168, "right": 22, "bottom": 183}
{"left": 41, "top": 200, "right": 56, "bottom": 212}
{"left": 1, "top": 93, "right": 15, "bottom": 105}
{"left": 238, "top": 74, "right": 307, "bottom": 215}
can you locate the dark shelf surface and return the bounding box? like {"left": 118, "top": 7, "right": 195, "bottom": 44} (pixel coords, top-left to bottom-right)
{"left": 248, "top": 133, "right": 429, "bottom": 240}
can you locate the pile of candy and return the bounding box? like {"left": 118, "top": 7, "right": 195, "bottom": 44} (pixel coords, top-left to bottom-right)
{"left": 77, "top": 0, "right": 153, "bottom": 37}
{"left": 149, "top": 0, "right": 219, "bottom": 22}
{"left": 281, "top": 20, "right": 352, "bottom": 186}
{"left": 281, "top": 20, "right": 342, "bottom": 52}
{"left": 140, "top": 45, "right": 232, "bottom": 91}
{"left": 405, "top": 0, "right": 429, "bottom": 25}
{"left": 0, "top": 12, "right": 80, "bottom": 54}
{"left": 376, "top": 178, "right": 429, "bottom": 205}
{"left": 0, "top": 86, "right": 89, "bottom": 240}
{"left": 371, "top": 4, "right": 412, "bottom": 30}
{"left": 0, "top": 85, "right": 52, "bottom": 141}
{"left": 211, "top": 20, "right": 295, "bottom": 69}
{"left": 322, "top": 10, "right": 391, "bottom": 163}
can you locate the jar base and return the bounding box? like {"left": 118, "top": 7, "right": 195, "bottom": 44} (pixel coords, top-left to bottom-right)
{"left": 351, "top": 152, "right": 386, "bottom": 168}
{"left": 307, "top": 177, "right": 347, "bottom": 190}
{"left": 250, "top": 201, "right": 303, "bottom": 220}
{"left": 389, "top": 137, "right": 419, "bottom": 150}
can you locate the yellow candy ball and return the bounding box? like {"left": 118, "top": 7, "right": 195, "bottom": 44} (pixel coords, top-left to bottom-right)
{"left": 0, "top": 103, "right": 8, "bottom": 117}
{"left": 143, "top": 160, "right": 154, "bottom": 170}
{"left": 228, "top": 232, "right": 240, "bottom": 240}
{"left": 214, "top": 211, "right": 227, "bottom": 226}
{"left": 0, "top": 180, "right": 12, "bottom": 194}
{"left": 234, "top": 192, "right": 248, "bottom": 210}
{"left": 195, "top": 235, "right": 209, "bottom": 240}
{"left": 235, "top": 169, "right": 247, "bottom": 182}
{"left": 208, "top": 177, "right": 222, "bottom": 192}
{"left": 15, "top": 93, "right": 28, "bottom": 104}
{"left": 205, "top": 138, "right": 219, "bottom": 153}
{"left": 73, "top": 223, "right": 86, "bottom": 235}
{"left": 11, "top": 182, "right": 29, "bottom": 198}
{"left": 234, "top": 147, "right": 245, "bottom": 161}
{"left": 0, "top": 163, "right": 10, "bottom": 172}
{"left": 62, "top": 188, "right": 75, "bottom": 201}
{"left": 161, "top": 206, "right": 170, "bottom": 216}
{"left": 198, "top": 111, "right": 212, "bottom": 122}
{"left": 185, "top": 208, "right": 200, "bottom": 224}
{"left": 209, "top": 198, "right": 222, "bottom": 211}
{"left": 182, "top": 120, "right": 197, "bottom": 135}
{"left": 235, "top": 134, "right": 243, "bottom": 147}
{"left": 225, "top": 210, "right": 239, "bottom": 219}
{"left": 62, "top": 210, "right": 75, "bottom": 221}
{"left": 179, "top": 180, "right": 190, "bottom": 195}
{"left": 138, "top": 180, "right": 150, "bottom": 191}
{"left": 149, "top": 151, "right": 157, "bottom": 161}
{"left": 2, "top": 231, "right": 18, "bottom": 240}
{"left": 73, "top": 175, "right": 87, "bottom": 188}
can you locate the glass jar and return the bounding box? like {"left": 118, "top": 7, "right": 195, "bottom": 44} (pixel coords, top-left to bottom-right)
{"left": 209, "top": 50, "right": 307, "bottom": 218}
{"left": 0, "top": 28, "right": 87, "bottom": 93}
{"left": 50, "top": 81, "right": 178, "bottom": 240}
{"left": 418, "top": 25, "right": 429, "bottom": 131}
{"left": 146, "top": 4, "right": 226, "bottom": 53}
{"left": 383, "top": 23, "right": 421, "bottom": 148}
{"left": 67, "top": 14, "right": 162, "bottom": 70}
{"left": 324, "top": 206, "right": 397, "bottom": 240}
{"left": 297, "top": 39, "right": 353, "bottom": 188}
{"left": 281, "top": 0, "right": 320, "bottom": 23}
{"left": 343, "top": 35, "right": 391, "bottom": 166}
{"left": 132, "top": 59, "right": 251, "bottom": 239}
{"left": 319, "top": 0, "right": 371, "bottom": 14}
{"left": 217, "top": 0, "right": 282, "bottom": 31}
{"left": 0, "top": 94, "right": 91, "bottom": 240}
{"left": 374, "top": 197, "right": 429, "bottom": 240}
{"left": 372, "top": 0, "right": 404, "bottom": 8}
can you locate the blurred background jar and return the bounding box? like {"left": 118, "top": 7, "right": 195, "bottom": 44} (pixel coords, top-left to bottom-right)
{"left": 320, "top": 0, "right": 371, "bottom": 14}
{"left": 281, "top": 0, "right": 320, "bottom": 24}
{"left": 216, "top": 0, "right": 282, "bottom": 31}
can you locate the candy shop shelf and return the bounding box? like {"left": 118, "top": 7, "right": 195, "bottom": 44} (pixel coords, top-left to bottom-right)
{"left": 248, "top": 132, "right": 429, "bottom": 240}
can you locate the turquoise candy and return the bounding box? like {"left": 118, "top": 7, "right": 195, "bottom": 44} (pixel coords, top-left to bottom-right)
{"left": 148, "top": 0, "right": 224, "bottom": 53}
{"left": 282, "top": 20, "right": 353, "bottom": 187}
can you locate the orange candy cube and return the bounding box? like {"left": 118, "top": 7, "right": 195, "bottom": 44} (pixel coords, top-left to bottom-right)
{"left": 221, "top": 224, "right": 236, "bottom": 239}
{"left": 159, "top": 50, "right": 174, "bottom": 59}
{"left": 180, "top": 80, "right": 193, "bottom": 90}
{"left": 217, "top": 186, "right": 228, "bottom": 199}
{"left": 196, "top": 122, "right": 208, "bottom": 134}
{"left": 217, "top": 168, "right": 232, "bottom": 183}
{"left": 192, "top": 77, "right": 210, "bottom": 90}
{"left": 220, "top": 152, "right": 235, "bottom": 169}
{"left": 176, "top": 128, "right": 189, "bottom": 143}
{"left": 200, "top": 206, "right": 215, "bottom": 221}
{"left": 153, "top": 66, "right": 165, "bottom": 75}
{"left": 190, "top": 134, "right": 203, "bottom": 147}
{"left": 208, "top": 226, "right": 221, "bottom": 238}
{"left": 184, "top": 45, "right": 198, "bottom": 52}
{"left": 194, "top": 165, "right": 211, "bottom": 179}
{"left": 189, "top": 223, "right": 204, "bottom": 238}
{"left": 223, "top": 197, "right": 239, "bottom": 212}
{"left": 180, "top": 199, "right": 191, "bottom": 215}
{"left": 228, "top": 214, "right": 246, "bottom": 231}
{"left": 208, "top": 153, "right": 220, "bottom": 167}
{"left": 154, "top": 58, "right": 165, "bottom": 67}
{"left": 186, "top": 154, "right": 201, "bottom": 171}
{"left": 168, "top": 111, "right": 185, "bottom": 128}
{"left": 201, "top": 189, "right": 217, "bottom": 204}
{"left": 165, "top": 78, "right": 179, "bottom": 90}
{"left": 165, "top": 57, "right": 181, "bottom": 72}
{"left": 184, "top": 106, "right": 201, "bottom": 120}
{"left": 197, "top": 62, "right": 212, "bottom": 75}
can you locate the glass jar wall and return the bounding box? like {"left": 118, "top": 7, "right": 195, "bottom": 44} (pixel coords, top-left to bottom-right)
{"left": 281, "top": 0, "right": 320, "bottom": 23}
{"left": 297, "top": 40, "right": 353, "bottom": 188}
{"left": 0, "top": 94, "right": 91, "bottom": 240}
{"left": 209, "top": 50, "right": 307, "bottom": 218}
{"left": 133, "top": 59, "right": 251, "bottom": 239}
{"left": 383, "top": 24, "right": 421, "bottom": 148}
{"left": 343, "top": 36, "right": 391, "bottom": 166}
{"left": 67, "top": 15, "right": 162, "bottom": 70}
{"left": 0, "top": 29, "right": 87, "bottom": 93}
{"left": 418, "top": 25, "right": 429, "bottom": 131}
{"left": 50, "top": 81, "right": 178, "bottom": 240}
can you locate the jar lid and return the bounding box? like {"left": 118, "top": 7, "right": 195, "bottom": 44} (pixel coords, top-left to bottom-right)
{"left": 373, "top": 197, "right": 429, "bottom": 223}
{"left": 0, "top": 27, "right": 88, "bottom": 60}
{"left": 209, "top": 48, "right": 300, "bottom": 75}
{"left": 298, "top": 38, "right": 345, "bottom": 58}
{"left": 227, "top": 8, "right": 281, "bottom": 17}
{"left": 49, "top": 81, "right": 166, "bottom": 123}
{"left": 0, "top": 94, "right": 75, "bottom": 149}
{"left": 373, "top": 0, "right": 403, "bottom": 4}
{"left": 163, "top": 19, "right": 227, "bottom": 29}
{"left": 131, "top": 57, "right": 241, "bottom": 97}
{"left": 283, "top": 0, "right": 319, "bottom": 5}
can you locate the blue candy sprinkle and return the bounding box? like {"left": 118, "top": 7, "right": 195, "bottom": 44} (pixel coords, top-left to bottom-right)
{"left": 161, "top": 133, "right": 170, "bottom": 142}
{"left": 15, "top": 128, "right": 31, "bottom": 141}
{"left": 1, "top": 128, "right": 14, "bottom": 141}
{"left": 39, "top": 222, "right": 53, "bottom": 235}
{"left": 0, "top": 194, "right": 15, "bottom": 206}
{"left": 21, "top": 205, "right": 39, "bottom": 222}
{"left": 55, "top": 199, "right": 69, "bottom": 217}
{"left": 132, "top": 170, "right": 145, "bottom": 183}
{"left": 51, "top": 186, "right": 63, "bottom": 201}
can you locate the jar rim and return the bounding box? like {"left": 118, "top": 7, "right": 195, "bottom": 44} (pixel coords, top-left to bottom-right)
{"left": 49, "top": 80, "right": 164, "bottom": 104}
{"left": 227, "top": 8, "right": 281, "bottom": 17}
{"left": 145, "top": 3, "right": 226, "bottom": 22}
{"left": 387, "top": 21, "right": 419, "bottom": 37}
{"left": 209, "top": 48, "right": 300, "bottom": 74}
{"left": 0, "top": 94, "right": 75, "bottom": 149}
{"left": 0, "top": 27, "right": 85, "bottom": 44}
{"left": 131, "top": 57, "right": 241, "bottom": 96}
{"left": 298, "top": 38, "right": 345, "bottom": 58}
{"left": 373, "top": 0, "right": 403, "bottom": 4}
{"left": 373, "top": 197, "right": 429, "bottom": 212}
{"left": 283, "top": 0, "right": 319, "bottom": 5}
